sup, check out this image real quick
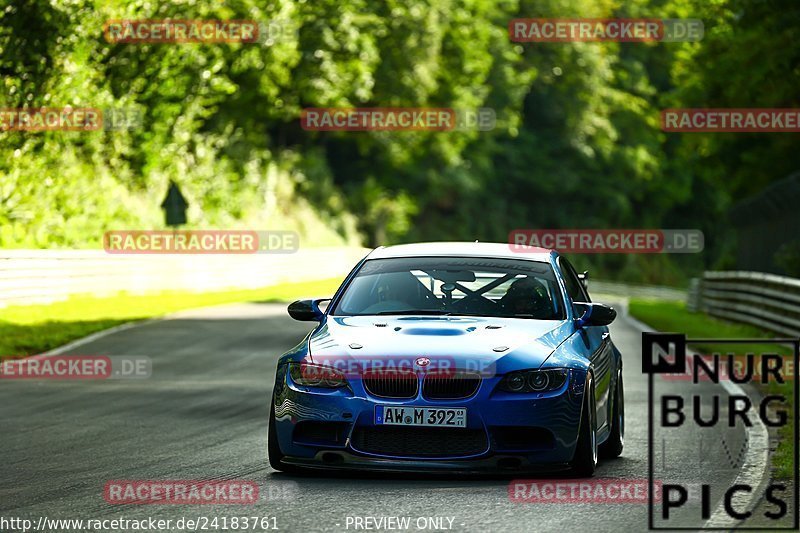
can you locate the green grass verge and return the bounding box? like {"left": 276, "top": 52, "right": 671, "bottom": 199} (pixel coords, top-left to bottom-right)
{"left": 0, "top": 278, "right": 342, "bottom": 356}
{"left": 629, "top": 299, "right": 796, "bottom": 479}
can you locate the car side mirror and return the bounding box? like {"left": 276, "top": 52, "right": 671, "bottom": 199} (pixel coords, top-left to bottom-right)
{"left": 288, "top": 299, "right": 330, "bottom": 322}
{"left": 574, "top": 302, "right": 616, "bottom": 328}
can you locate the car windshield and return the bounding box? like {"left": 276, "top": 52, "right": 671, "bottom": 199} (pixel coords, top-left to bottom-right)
{"left": 331, "top": 256, "right": 565, "bottom": 320}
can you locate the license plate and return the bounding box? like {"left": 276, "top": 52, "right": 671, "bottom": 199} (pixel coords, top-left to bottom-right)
{"left": 375, "top": 406, "right": 467, "bottom": 428}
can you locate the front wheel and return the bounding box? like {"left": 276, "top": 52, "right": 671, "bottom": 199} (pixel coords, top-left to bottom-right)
{"left": 570, "top": 373, "right": 597, "bottom": 477}
{"left": 600, "top": 370, "right": 624, "bottom": 459}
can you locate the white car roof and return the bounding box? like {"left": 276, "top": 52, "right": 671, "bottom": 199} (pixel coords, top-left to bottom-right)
{"left": 365, "top": 241, "right": 554, "bottom": 262}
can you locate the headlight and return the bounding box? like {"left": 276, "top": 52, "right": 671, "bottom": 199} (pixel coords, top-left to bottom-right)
{"left": 500, "top": 369, "right": 568, "bottom": 393}
{"left": 506, "top": 372, "right": 526, "bottom": 392}
{"left": 528, "top": 371, "right": 549, "bottom": 391}
{"left": 289, "top": 363, "right": 348, "bottom": 388}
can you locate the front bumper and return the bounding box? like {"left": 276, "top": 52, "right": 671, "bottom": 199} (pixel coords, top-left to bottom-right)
{"left": 272, "top": 365, "right": 586, "bottom": 472}
{"left": 282, "top": 451, "right": 572, "bottom": 474}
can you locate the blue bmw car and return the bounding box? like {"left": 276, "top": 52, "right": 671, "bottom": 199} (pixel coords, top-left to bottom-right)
{"left": 268, "top": 242, "right": 624, "bottom": 476}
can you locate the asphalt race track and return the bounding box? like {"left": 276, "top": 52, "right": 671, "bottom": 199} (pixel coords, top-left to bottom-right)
{"left": 1, "top": 301, "right": 754, "bottom": 532}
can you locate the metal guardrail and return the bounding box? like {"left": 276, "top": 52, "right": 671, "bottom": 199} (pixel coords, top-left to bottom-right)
{"left": 688, "top": 271, "right": 800, "bottom": 337}
{"left": 588, "top": 280, "right": 687, "bottom": 302}
{"left": 0, "top": 248, "right": 369, "bottom": 308}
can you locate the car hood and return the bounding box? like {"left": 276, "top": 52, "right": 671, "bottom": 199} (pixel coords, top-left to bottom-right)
{"left": 308, "top": 315, "right": 574, "bottom": 374}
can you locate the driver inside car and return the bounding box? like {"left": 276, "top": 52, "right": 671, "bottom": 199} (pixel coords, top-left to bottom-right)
{"left": 374, "top": 272, "right": 433, "bottom": 309}
{"left": 499, "top": 277, "right": 553, "bottom": 318}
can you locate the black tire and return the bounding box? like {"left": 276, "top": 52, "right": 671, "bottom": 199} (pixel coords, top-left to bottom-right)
{"left": 268, "top": 398, "right": 301, "bottom": 474}
{"left": 600, "top": 370, "right": 624, "bottom": 459}
{"left": 570, "top": 373, "right": 597, "bottom": 477}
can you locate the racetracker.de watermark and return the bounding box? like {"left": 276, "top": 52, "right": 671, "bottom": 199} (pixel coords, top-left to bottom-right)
{"left": 104, "top": 19, "right": 297, "bottom": 45}
{"left": 509, "top": 479, "right": 663, "bottom": 503}
{"left": 0, "top": 355, "right": 151, "bottom": 379}
{"left": 301, "top": 355, "right": 498, "bottom": 379}
{"left": 104, "top": 480, "right": 259, "bottom": 504}
{"left": 0, "top": 107, "right": 143, "bottom": 131}
{"left": 662, "top": 109, "right": 800, "bottom": 132}
{"left": 660, "top": 353, "right": 796, "bottom": 382}
{"left": 508, "top": 229, "right": 704, "bottom": 254}
{"left": 300, "top": 108, "right": 496, "bottom": 131}
{"left": 509, "top": 18, "right": 703, "bottom": 42}
{"left": 103, "top": 230, "right": 299, "bottom": 254}
{"left": 104, "top": 20, "right": 258, "bottom": 43}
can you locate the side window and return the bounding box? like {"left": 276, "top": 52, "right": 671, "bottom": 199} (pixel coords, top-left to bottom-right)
{"left": 559, "top": 258, "right": 590, "bottom": 304}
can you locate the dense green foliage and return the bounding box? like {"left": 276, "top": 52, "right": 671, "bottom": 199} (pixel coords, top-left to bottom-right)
{"left": 1, "top": 0, "right": 798, "bottom": 282}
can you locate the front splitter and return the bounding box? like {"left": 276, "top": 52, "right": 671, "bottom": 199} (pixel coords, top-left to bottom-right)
{"left": 281, "top": 450, "right": 572, "bottom": 475}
